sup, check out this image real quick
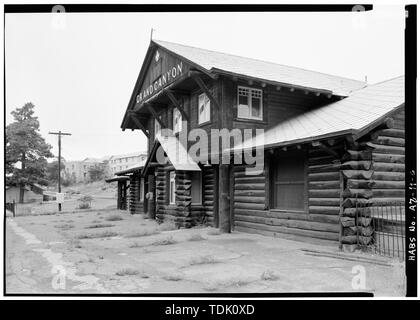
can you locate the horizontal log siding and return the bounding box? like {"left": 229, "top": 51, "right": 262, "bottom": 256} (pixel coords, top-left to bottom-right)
{"left": 203, "top": 165, "right": 216, "bottom": 226}
{"left": 341, "top": 107, "right": 405, "bottom": 245}
{"left": 233, "top": 148, "right": 341, "bottom": 244}
{"left": 128, "top": 173, "right": 144, "bottom": 214}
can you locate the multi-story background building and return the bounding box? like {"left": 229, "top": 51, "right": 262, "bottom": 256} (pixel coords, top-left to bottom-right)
{"left": 109, "top": 152, "right": 148, "bottom": 175}
{"left": 64, "top": 156, "right": 111, "bottom": 183}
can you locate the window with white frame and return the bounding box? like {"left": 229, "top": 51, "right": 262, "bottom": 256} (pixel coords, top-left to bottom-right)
{"left": 154, "top": 117, "right": 161, "bottom": 138}
{"left": 237, "top": 86, "right": 263, "bottom": 120}
{"left": 198, "top": 93, "right": 211, "bottom": 124}
{"left": 173, "top": 108, "right": 182, "bottom": 134}
{"left": 191, "top": 171, "right": 202, "bottom": 204}
{"left": 169, "top": 171, "right": 176, "bottom": 205}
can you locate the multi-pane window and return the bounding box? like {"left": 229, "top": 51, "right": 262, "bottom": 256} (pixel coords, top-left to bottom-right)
{"left": 169, "top": 171, "right": 176, "bottom": 205}
{"left": 191, "top": 171, "right": 202, "bottom": 204}
{"left": 198, "top": 93, "right": 211, "bottom": 124}
{"left": 173, "top": 108, "right": 182, "bottom": 134}
{"left": 237, "top": 86, "right": 263, "bottom": 120}
{"left": 271, "top": 155, "right": 306, "bottom": 211}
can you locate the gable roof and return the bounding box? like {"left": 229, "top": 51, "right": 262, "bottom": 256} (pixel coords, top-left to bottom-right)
{"left": 153, "top": 39, "right": 366, "bottom": 96}
{"left": 231, "top": 75, "right": 404, "bottom": 151}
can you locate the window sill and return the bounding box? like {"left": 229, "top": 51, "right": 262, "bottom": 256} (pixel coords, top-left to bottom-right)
{"left": 269, "top": 208, "right": 308, "bottom": 214}
{"left": 197, "top": 121, "right": 211, "bottom": 128}
{"left": 234, "top": 118, "right": 267, "bottom": 125}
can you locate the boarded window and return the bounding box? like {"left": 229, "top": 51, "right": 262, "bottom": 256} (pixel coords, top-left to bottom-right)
{"left": 190, "top": 171, "right": 202, "bottom": 204}
{"left": 271, "top": 155, "right": 306, "bottom": 211}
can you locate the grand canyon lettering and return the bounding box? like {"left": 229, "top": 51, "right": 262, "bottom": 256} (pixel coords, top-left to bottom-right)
{"left": 136, "top": 62, "right": 183, "bottom": 104}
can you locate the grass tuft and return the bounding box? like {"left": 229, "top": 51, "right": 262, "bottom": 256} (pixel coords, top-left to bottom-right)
{"left": 151, "top": 235, "right": 176, "bottom": 246}
{"left": 189, "top": 255, "right": 217, "bottom": 265}
{"left": 125, "top": 229, "right": 160, "bottom": 238}
{"left": 207, "top": 229, "right": 221, "bottom": 236}
{"left": 162, "top": 274, "right": 183, "bottom": 281}
{"left": 187, "top": 233, "right": 206, "bottom": 241}
{"left": 85, "top": 223, "right": 114, "bottom": 229}
{"left": 76, "top": 230, "right": 119, "bottom": 239}
{"left": 115, "top": 268, "right": 139, "bottom": 276}
{"left": 105, "top": 214, "right": 123, "bottom": 221}
{"left": 261, "top": 270, "right": 280, "bottom": 281}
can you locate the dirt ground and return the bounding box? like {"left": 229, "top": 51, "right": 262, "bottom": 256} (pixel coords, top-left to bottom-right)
{"left": 5, "top": 209, "right": 406, "bottom": 296}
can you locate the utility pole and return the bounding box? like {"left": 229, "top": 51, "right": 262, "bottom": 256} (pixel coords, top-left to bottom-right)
{"left": 49, "top": 131, "right": 72, "bottom": 211}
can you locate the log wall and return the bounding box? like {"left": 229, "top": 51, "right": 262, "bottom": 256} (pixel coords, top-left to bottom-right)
{"left": 233, "top": 148, "right": 341, "bottom": 244}
{"left": 154, "top": 165, "right": 211, "bottom": 228}
{"left": 128, "top": 173, "right": 144, "bottom": 214}
{"left": 340, "top": 107, "right": 405, "bottom": 246}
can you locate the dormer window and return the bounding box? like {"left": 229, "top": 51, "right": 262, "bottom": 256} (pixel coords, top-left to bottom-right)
{"left": 237, "top": 86, "right": 263, "bottom": 120}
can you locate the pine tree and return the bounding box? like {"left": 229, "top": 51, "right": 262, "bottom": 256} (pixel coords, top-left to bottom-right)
{"left": 6, "top": 103, "right": 53, "bottom": 203}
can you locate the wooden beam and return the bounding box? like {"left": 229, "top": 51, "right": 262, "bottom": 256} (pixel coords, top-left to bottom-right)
{"left": 165, "top": 89, "right": 189, "bottom": 121}
{"left": 146, "top": 104, "right": 165, "bottom": 128}
{"left": 191, "top": 73, "right": 220, "bottom": 110}
{"left": 276, "top": 86, "right": 282, "bottom": 91}
{"left": 129, "top": 111, "right": 150, "bottom": 138}
{"left": 261, "top": 82, "right": 267, "bottom": 88}
{"left": 312, "top": 140, "right": 339, "bottom": 157}
{"left": 248, "top": 80, "right": 254, "bottom": 86}
{"left": 290, "top": 87, "right": 295, "bottom": 92}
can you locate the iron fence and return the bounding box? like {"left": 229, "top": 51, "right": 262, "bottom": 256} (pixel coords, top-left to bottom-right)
{"left": 355, "top": 200, "right": 405, "bottom": 259}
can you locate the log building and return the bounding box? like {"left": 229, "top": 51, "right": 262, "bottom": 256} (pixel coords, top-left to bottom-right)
{"left": 120, "top": 39, "right": 405, "bottom": 246}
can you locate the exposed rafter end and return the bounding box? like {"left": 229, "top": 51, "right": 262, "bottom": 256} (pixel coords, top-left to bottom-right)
{"left": 312, "top": 140, "right": 338, "bottom": 157}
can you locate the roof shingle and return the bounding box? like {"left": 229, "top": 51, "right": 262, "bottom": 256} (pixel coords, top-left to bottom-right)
{"left": 154, "top": 39, "right": 366, "bottom": 96}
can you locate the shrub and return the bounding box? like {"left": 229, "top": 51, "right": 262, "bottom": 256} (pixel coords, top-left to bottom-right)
{"left": 188, "top": 234, "right": 205, "bottom": 241}
{"left": 85, "top": 223, "right": 114, "bottom": 229}
{"left": 78, "top": 195, "right": 93, "bottom": 209}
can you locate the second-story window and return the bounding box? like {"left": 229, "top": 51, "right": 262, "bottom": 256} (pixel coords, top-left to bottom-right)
{"left": 237, "top": 86, "right": 263, "bottom": 120}
{"left": 173, "top": 108, "right": 182, "bottom": 134}
{"left": 198, "top": 93, "right": 211, "bottom": 124}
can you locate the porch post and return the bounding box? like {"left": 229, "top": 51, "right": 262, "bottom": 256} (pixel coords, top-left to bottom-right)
{"left": 147, "top": 174, "right": 156, "bottom": 219}
{"left": 219, "top": 164, "right": 231, "bottom": 233}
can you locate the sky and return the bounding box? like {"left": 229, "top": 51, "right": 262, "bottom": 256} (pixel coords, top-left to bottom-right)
{"left": 5, "top": 5, "right": 405, "bottom": 161}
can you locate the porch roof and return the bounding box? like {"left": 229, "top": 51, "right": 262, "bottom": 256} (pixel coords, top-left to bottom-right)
{"left": 142, "top": 135, "right": 201, "bottom": 174}
{"left": 231, "top": 76, "right": 404, "bottom": 151}
{"left": 105, "top": 176, "right": 130, "bottom": 183}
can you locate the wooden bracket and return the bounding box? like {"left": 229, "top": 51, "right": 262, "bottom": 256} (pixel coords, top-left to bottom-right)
{"left": 190, "top": 71, "right": 220, "bottom": 110}
{"left": 146, "top": 103, "right": 166, "bottom": 128}
{"left": 165, "top": 89, "right": 189, "bottom": 121}
{"left": 129, "top": 111, "right": 150, "bottom": 138}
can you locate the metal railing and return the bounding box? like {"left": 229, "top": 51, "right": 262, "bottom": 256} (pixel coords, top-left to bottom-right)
{"left": 355, "top": 200, "right": 405, "bottom": 259}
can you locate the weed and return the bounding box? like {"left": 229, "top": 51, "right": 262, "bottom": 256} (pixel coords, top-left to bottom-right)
{"left": 115, "top": 268, "right": 139, "bottom": 276}
{"left": 261, "top": 270, "right": 280, "bottom": 281}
